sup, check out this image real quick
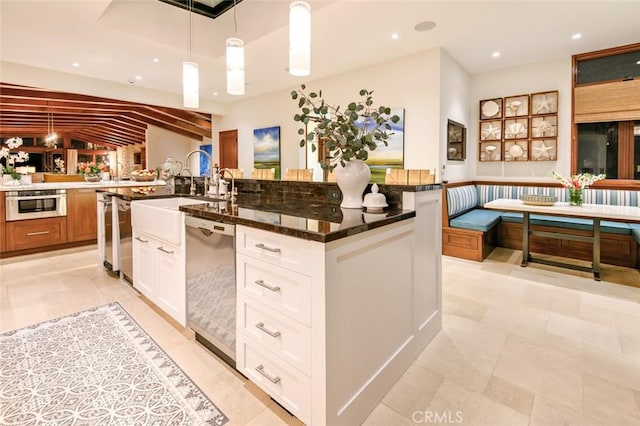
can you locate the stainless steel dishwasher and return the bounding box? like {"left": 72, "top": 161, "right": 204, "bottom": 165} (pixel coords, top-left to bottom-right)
{"left": 185, "top": 215, "right": 236, "bottom": 368}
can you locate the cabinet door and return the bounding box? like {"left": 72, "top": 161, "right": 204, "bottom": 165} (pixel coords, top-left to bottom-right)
{"left": 67, "top": 189, "right": 98, "bottom": 242}
{"left": 132, "top": 233, "right": 156, "bottom": 299}
{"left": 155, "top": 243, "right": 186, "bottom": 325}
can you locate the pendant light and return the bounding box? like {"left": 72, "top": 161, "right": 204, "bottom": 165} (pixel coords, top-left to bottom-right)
{"left": 226, "top": 0, "right": 245, "bottom": 95}
{"left": 289, "top": 1, "right": 311, "bottom": 77}
{"left": 45, "top": 102, "right": 57, "bottom": 146}
{"left": 183, "top": 0, "right": 199, "bottom": 108}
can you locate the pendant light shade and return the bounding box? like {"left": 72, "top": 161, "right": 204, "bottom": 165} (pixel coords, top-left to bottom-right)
{"left": 183, "top": 0, "right": 199, "bottom": 108}
{"left": 183, "top": 61, "right": 199, "bottom": 108}
{"left": 226, "top": 37, "right": 245, "bottom": 95}
{"left": 289, "top": 1, "right": 311, "bottom": 77}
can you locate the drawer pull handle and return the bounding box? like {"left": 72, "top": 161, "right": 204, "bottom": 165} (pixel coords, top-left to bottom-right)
{"left": 255, "top": 365, "right": 281, "bottom": 384}
{"left": 255, "top": 279, "right": 281, "bottom": 292}
{"left": 255, "top": 322, "right": 281, "bottom": 338}
{"left": 255, "top": 243, "right": 281, "bottom": 253}
{"left": 26, "top": 231, "right": 50, "bottom": 236}
{"left": 135, "top": 237, "right": 148, "bottom": 243}
{"left": 157, "top": 247, "right": 174, "bottom": 255}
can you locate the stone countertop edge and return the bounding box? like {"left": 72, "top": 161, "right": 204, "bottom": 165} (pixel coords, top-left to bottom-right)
{"left": 0, "top": 180, "right": 166, "bottom": 191}
{"left": 180, "top": 205, "right": 417, "bottom": 243}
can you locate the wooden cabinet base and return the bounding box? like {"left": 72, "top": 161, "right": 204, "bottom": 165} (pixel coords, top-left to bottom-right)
{"left": 5, "top": 217, "right": 68, "bottom": 252}
{"left": 442, "top": 226, "right": 497, "bottom": 261}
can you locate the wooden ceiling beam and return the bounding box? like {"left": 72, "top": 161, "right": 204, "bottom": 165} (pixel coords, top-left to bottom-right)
{"left": 0, "top": 83, "right": 212, "bottom": 145}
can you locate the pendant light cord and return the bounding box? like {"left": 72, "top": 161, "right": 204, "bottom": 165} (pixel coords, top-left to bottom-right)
{"left": 233, "top": 0, "right": 238, "bottom": 35}
{"left": 188, "top": 0, "right": 193, "bottom": 61}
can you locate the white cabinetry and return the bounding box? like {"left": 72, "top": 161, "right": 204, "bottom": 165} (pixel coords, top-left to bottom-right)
{"left": 235, "top": 203, "right": 441, "bottom": 426}
{"left": 132, "top": 232, "right": 186, "bottom": 325}
{"left": 131, "top": 199, "right": 191, "bottom": 327}
{"left": 236, "top": 227, "right": 317, "bottom": 423}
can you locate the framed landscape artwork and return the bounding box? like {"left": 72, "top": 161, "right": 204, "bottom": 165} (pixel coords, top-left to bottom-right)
{"left": 253, "top": 126, "right": 281, "bottom": 179}
{"left": 199, "top": 144, "right": 212, "bottom": 176}
{"left": 361, "top": 108, "right": 405, "bottom": 183}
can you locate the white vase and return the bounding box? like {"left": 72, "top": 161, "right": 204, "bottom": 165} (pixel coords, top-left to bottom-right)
{"left": 334, "top": 159, "right": 371, "bottom": 209}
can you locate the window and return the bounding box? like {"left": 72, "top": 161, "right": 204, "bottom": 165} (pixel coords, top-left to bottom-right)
{"left": 573, "top": 43, "right": 640, "bottom": 182}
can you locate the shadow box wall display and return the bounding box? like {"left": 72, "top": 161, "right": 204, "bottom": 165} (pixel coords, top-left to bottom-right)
{"left": 447, "top": 119, "right": 466, "bottom": 161}
{"left": 478, "top": 90, "right": 558, "bottom": 162}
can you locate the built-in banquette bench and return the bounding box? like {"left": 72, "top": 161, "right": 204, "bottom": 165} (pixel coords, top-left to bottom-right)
{"left": 442, "top": 182, "right": 640, "bottom": 268}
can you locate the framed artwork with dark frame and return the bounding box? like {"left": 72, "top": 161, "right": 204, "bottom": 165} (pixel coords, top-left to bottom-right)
{"left": 504, "top": 94, "right": 530, "bottom": 117}
{"left": 531, "top": 90, "right": 558, "bottom": 115}
{"left": 479, "top": 141, "right": 502, "bottom": 162}
{"left": 447, "top": 119, "right": 466, "bottom": 161}
{"left": 479, "top": 120, "right": 502, "bottom": 141}
{"left": 504, "top": 118, "right": 529, "bottom": 139}
{"left": 531, "top": 115, "right": 557, "bottom": 138}
{"left": 479, "top": 98, "right": 503, "bottom": 120}
{"left": 504, "top": 140, "right": 528, "bottom": 161}
{"left": 531, "top": 139, "right": 557, "bottom": 161}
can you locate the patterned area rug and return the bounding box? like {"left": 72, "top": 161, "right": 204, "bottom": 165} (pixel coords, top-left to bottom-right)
{"left": 0, "top": 302, "right": 228, "bottom": 425}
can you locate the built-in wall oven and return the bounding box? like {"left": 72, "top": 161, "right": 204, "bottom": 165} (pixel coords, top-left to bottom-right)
{"left": 5, "top": 189, "right": 67, "bottom": 221}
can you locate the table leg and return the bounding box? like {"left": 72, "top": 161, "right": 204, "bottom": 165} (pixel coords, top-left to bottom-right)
{"left": 521, "top": 211, "right": 530, "bottom": 267}
{"left": 593, "top": 218, "right": 601, "bottom": 281}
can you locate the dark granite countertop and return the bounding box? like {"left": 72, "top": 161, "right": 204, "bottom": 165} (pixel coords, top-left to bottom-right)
{"left": 98, "top": 181, "right": 430, "bottom": 242}
{"left": 179, "top": 201, "right": 415, "bottom": 243}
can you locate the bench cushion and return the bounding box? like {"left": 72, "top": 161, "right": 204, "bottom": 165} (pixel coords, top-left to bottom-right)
{"left": 450, "top": 209, "right": 503, "bottom": 232}
{"left": 501, "top": 212, "right": 632, "bottom": 235}
{"left": 447, "top": 185, "right": 479, "bottom": 217}
{"left": 630, "top": 224, "right": 640, "bottom": 244}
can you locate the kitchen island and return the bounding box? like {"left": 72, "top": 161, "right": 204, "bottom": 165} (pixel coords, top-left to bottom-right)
{"left": 106, "top": 181, "right": 442, "bottom": 426}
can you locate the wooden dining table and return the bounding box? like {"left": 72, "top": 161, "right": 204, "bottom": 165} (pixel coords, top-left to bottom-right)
{"left": 484, "top": 198, "right": 640, "bottom": 281}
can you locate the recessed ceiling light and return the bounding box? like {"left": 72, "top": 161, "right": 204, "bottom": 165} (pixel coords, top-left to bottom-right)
{"left": 572, "top": 33, "right": 582, "bottom": 40}
{"left": 72, "top": 62, "right": 80, "bottom": 67}
{"left": 492, "top": 51, "right": 500, "bottom": 58}
{"left": 636, "top": 60, "right": 640, "bottom": 65}
{"left": 135, "top": 75, "right": 142, "bottom": 80}
{"left": 414, "top": 21, "right": 436, "bottom": 32}
{"left": 213, "top": 92, "right": 219, "bottom": 96}
{"left": 391, "top": 33, "right": 399, "bottom": 40}
{"left": 153, "top": 58, "right": 160, "bottom": 63}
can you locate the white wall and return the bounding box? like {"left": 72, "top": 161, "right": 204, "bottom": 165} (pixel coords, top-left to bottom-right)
{"left": 440, "top": 49, "right": 472, "bottom": 183}
{"left": 213, "top": 48, "right": 443, "bottom": 179}
{"left": 470, "top": 58, "right": 572, "bottom": 182}
{"left": 146, "top": 125, "right": 206, "bottom": 175}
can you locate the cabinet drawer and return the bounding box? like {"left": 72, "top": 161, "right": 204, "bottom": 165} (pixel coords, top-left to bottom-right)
{"left": 236, "top": 225, "right": 317, "bottom": 274}
{"left": 238, "top": 294, "right": 311, "bottom": 375}
{"left": 6, "top": 217, "right": 67, "bottom": 251}
{"left": 236, "top": 335, "right": 311, "bottom": 424}
{"left": 237, "top": 253, "right": 311, "bottom": 326}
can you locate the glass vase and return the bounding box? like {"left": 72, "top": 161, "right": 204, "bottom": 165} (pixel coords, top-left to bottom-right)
{"left": 569, "top": 187, "right": 583, "bottom": 206}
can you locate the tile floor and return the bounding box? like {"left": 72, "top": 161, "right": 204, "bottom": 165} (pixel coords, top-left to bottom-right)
{"left": 1, "top": 246, "right": 639, "bottom": 425}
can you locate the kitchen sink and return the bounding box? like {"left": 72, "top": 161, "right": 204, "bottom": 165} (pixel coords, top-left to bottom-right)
{"left": 131, "top": 197, "right": 205, "bottom": 245}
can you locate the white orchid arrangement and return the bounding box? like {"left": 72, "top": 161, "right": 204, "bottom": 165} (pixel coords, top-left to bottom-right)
{"left": 552, "top": 171, "right": 606, "bottom": 190}
{"left": 54, "top": 158, "right": 65, "bottom": 173}
{"left": 1, "top": 137, "right": 30, "bottom": 179}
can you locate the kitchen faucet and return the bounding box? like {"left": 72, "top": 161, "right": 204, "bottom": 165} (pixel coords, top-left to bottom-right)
{"left": 185, "top": 149, "right": 214, "bottom": 194}
{"left": 218, "top": 168, "right": 236, "bottom": 200}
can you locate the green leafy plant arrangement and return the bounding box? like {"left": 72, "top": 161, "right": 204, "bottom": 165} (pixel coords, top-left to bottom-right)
{"left": 291, "top": 85, "right": 400, "bottom": 171}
